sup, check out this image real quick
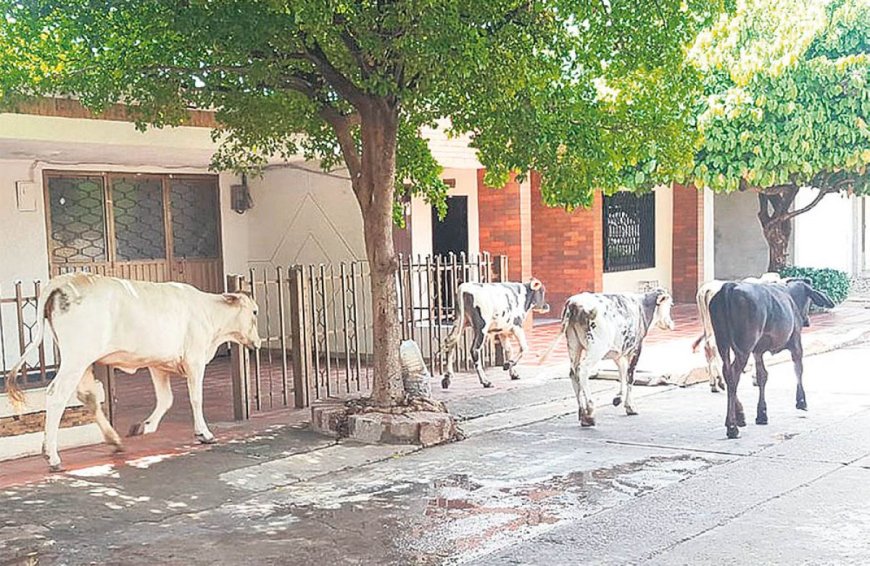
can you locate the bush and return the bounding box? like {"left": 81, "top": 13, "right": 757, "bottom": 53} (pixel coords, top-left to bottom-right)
{"left": 779, "top": 266, "right": 851, "bottom": 306}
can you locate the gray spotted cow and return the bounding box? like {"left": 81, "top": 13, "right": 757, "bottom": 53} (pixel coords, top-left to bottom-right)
{"left": 540, "top": 289, "right": 675, "bottom": 426}
{"left": 441, "top": 279, "right": 550, "bottom": 389}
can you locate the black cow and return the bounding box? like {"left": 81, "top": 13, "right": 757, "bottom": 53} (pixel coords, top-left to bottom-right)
{"left": 709, "top": 278, "right": 835, "bottom": 439}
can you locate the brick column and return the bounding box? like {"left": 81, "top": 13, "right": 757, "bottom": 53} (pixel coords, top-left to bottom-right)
{"left": 530, "top": 173, "right": 603, "bottom": 310}
{"left": 477, "top": 169, "right": 532, "bottom": 282}
{"left": 672, "top": 183, "right": 705, "bottom": 303}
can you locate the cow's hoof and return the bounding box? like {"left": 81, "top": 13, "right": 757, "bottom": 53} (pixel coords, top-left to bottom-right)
{"left": 195, "top": 434, "right": 217, "bottom": 445}
{"left": 580, "top": 416, "right": 596, "bottom": 427}
{"left": 625, "top": 408, "right": 638, "bottom": 416}
{"left": 612, "top": 396, "right": 622, "bottom": 407}
{"left": 796, "top": 401, "right": 807, "bottom": 411}
{"left": 48, "top": 463, "right": 64, "bottom": 473}
{"left": 736, "top": 415, "right": 747, "bottom": 428}
{"left": 756, "top": 415, "right": 768, "bottom": 425}
{"left": 510, "top": 373, "right": 520, "bottom": 381}
{"left": 128, "top": 422, "right": 146, "bottom": 437}
{"left": 482, "top": 382, "right": 493, "bottom": 389}
{"left": 726, "top": 426, "right": 740, "bottom": 439}
{"left": 710, "top": 386, "right": 720, "bottom": 393}
{"left": 441, "top": 377, "right": 451, "bottom": 389}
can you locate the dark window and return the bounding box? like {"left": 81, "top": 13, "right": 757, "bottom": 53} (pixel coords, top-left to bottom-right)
{"left": 603, "top": 191, "right": 655, "bottom": 272}
{"left": 170, "top": 177, "right": 220, "bottom": 258}
{"left": 111, "top": 177, "right": 167, "bottom": 261}
{"left": 47, "top": 176, "right": 108, "bottom": 263}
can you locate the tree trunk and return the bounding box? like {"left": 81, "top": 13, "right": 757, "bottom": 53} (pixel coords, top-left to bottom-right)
{"left": 757, "top": 191, "right": 796, "bottom": 273}
{"left": 762, "top": 218, "right": 791, "bottom": 272}
{"left": 356, "top": 101, "right": 405, "bottom": 407}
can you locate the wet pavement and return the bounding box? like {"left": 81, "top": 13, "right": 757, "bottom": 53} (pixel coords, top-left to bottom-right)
{"left": 2, "top": 345, "right": 870, "bottom": 565}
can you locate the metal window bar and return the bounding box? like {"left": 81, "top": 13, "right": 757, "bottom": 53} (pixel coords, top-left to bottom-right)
{"left": 603, "top": 191, "right": 656, "bottom": 272}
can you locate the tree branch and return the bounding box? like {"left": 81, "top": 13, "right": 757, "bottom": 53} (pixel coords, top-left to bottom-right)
{"left": 333, "top": 13, "right": 372, "bottom": 77}
{"left": 304, "top": 40, "right": 366, "bottom": 107}
{"left": 319, "top": 107, "right": 362, "bottom": 183}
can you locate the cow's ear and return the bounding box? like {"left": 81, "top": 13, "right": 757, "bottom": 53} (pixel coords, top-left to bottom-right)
{"left": 223, "top": 293, "right": 242, "bottom": 306}
{"left": 529, "top": 278, "right": 542, "bottom": 291}
{"left": 656, "top": 292, "right": 671, "bottom": 305}
{"left": 810, "top": 289, "right": 835, "bottom": 309}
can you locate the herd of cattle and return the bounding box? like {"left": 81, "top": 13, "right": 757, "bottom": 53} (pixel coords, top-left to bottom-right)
{"left": 3, "top": 270, "right": 834, "bottom": 471}
{"left": 443, "top": 272, "right": 833, "bottom": 439}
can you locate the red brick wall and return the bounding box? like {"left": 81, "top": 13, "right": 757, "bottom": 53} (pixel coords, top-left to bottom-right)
{"left": 672, "top": 183, "right": 704, "bottom": 303}
{"left": 530, "top": 173, "right": 603, "bottom": 310}
{"left": 477, "top": 169, "right": 530, "bottom": 282}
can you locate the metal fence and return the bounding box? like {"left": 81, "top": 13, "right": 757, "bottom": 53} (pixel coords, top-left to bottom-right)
{"left": 0, "top": 253, "right": 507, "bottom": 426}
{"left": 0, "top": 281, "right": 59, "bottom": 393}
{"left": 227, "top": 252, "right": 507, "bottom": 418}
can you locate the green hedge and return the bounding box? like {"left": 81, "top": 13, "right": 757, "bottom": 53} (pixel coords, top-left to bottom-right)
{"left": 779, "top": 266, "right": 851, "bottom": 306}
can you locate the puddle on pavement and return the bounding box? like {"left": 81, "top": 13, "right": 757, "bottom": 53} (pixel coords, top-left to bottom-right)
{"left": 396, "top": 455, "right": 715, "bottom": 565}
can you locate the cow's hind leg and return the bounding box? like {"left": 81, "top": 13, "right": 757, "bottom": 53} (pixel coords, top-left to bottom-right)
{"left": 613, "top": 356, "right": 628, "bottom": 408}
{"left": 43, "top": 362, "right": 90, "bottom": 471}
{"left": 185, "top": 362, "right": 216, "bottom": 444}
{"left": 792, "top": 339, "right": 807, "bottom": 411}
{"left": 77, "top": 366, "right": 123, "bottom": 451}
{"left": 754, "top": 353, "right": 769, "bottom": 425}
{"left": 723, "top": 350, "right": 750, "bottom": 438}
{"left": 704, "top": 339, "right": 724, "bottom": 393}
{"left": 623, "top": 347, "right": 642, "bottom": 416}
{"left": 129, "top": 368, "right": 173, "bottom": 437}
{"left": 441, "top": 318, "right": 464, "bottom": 389}
{"left": 470, "top": 328, "right": 492, "bottom": 388}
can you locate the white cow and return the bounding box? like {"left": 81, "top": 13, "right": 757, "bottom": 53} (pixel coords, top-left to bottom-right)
{"left": 693, "top": 272, "right": 783, "bottom": 392}
{"left": 441, "top": 279, "right": 550, "bottom": 389}
{"left": 540, "top": 289, "right": 675, "bottom": 426}
{"left": 4, "top": 273, "right": 261, "bottom": 471}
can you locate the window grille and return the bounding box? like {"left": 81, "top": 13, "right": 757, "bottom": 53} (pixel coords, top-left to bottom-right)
{"left": 603, "top": 191, "right": 655, "bottom": 272}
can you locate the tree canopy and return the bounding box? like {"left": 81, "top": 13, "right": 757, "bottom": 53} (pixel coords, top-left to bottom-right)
{"left": 1, "top": 1, "right": 722, "bottom": 209}
{"left": 685, "top": 0, "right": 869, "bottom": 269}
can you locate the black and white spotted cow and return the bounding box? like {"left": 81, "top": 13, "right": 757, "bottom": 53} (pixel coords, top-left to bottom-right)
{"left": 441, "top": 279, "right": 550, "bottom": 389}
{"left": 540, "top": 289, "right": 675, "bottom": 426}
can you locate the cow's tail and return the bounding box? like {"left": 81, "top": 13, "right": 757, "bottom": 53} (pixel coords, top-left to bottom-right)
{"left": 538, "top": 302, "right": 571, "bottom": 363}
{"left": 4, "top": 280, "right": 56, "bottom": 411}
{"left": 709, "top": 282, "right": 737, "bottom": 366}
{"left": 691, "top": 334, "right": 705, "bottom": 353}
{"left": 441, "top": 287, "right": 467, "bottom": 355}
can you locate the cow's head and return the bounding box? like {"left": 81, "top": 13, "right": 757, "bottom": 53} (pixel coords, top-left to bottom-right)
{"left": 649, "top": 288, "right": 675, "bottom": 331}
{"left": 525, "top": 278, "right": 550, "bottom": 314}
{"left": 786, "top": 279, "right": 835, "bottom": 327}
{"left": 223, "top": 293, "right": 263, "bottom": 349}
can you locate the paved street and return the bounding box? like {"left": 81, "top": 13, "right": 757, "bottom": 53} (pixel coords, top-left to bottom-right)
{"left": 2, "top": 344, "right": 870, "bottom": 565}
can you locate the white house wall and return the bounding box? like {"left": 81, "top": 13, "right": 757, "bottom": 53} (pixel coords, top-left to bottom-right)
{"left": 793, "top": 188, "right": 855, "bottom": 274}
{"left": 602, "top": 184, "right": 674, "bottom": 293}
{"left": 713, "top": 191, "right": 773, "bottom": 279}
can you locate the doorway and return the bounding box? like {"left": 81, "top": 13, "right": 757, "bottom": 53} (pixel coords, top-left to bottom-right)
{"left": 432, "top": 196, "right": 469, "bottom": 312}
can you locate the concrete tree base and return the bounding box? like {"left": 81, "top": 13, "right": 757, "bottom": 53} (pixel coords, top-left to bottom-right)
{"left": 310, "top": 399, "right": 461, "bottom": 447}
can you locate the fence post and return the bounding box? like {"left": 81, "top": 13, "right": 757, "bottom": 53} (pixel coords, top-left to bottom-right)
{"left": 227, "top": 274, "right": 250, "bottom": 420}
{"left": 288, "top": 266, "right": 311, "bottom": 409}
{"left": 495, "top": 255, "right": 509, "bottom": 282}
